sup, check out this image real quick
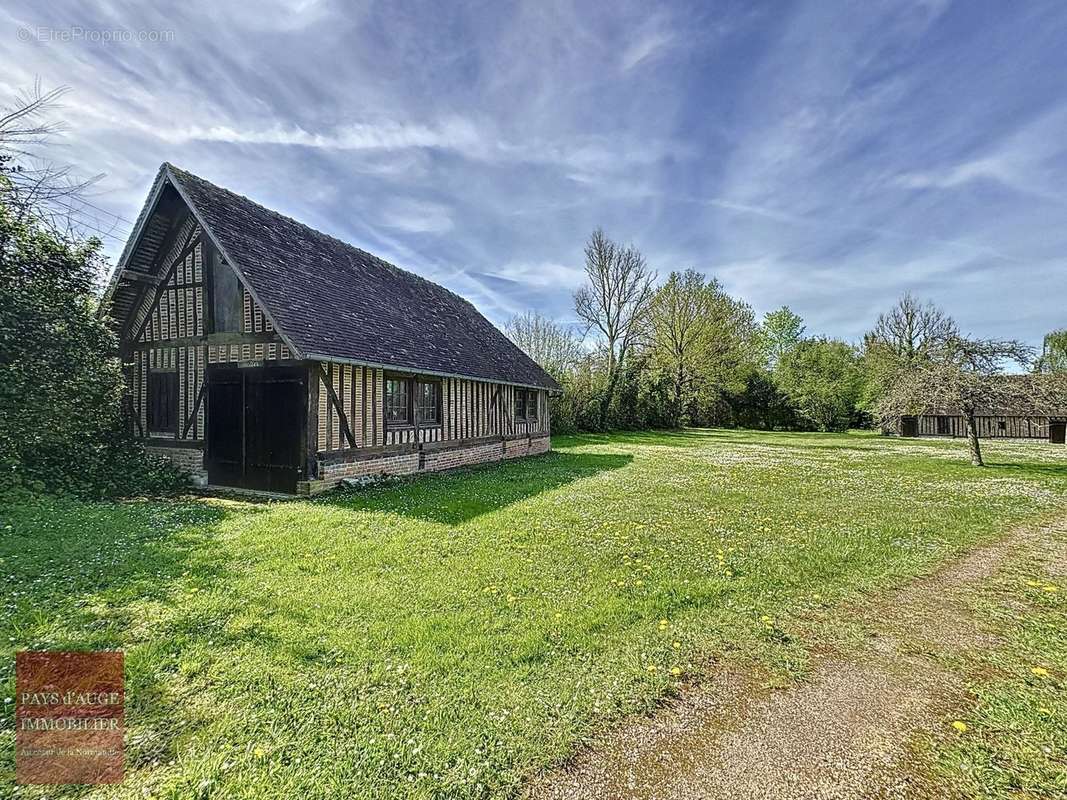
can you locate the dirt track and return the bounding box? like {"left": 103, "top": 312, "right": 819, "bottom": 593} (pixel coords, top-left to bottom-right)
{"left": 526, "top": 518, "right": 1063, "bottom": 800}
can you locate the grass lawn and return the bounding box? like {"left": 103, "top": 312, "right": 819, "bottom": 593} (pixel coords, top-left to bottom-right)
{"left": 2, "top": 429, "right": 1066, "bottom": 799}
{"left": 914, "top": 524, "right": 1066, "bottom": 797}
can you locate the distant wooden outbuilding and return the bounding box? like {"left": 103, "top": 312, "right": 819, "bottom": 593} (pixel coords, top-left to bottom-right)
{"left": 887, "top": 406, "right": 1066, "bottom": 444}
{"left": 104, "top": 164, "right": 559, "bottom": 494}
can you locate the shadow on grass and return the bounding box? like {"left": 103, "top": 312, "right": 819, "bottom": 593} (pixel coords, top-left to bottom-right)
{"left": 987, "top": 461, "right": 1067, "bottom": 480}
{"left": 317, "top": 450, "right": 632, "bottom": 525}
{"left": 0, "top": 499, "right": 252, "bottom": 782}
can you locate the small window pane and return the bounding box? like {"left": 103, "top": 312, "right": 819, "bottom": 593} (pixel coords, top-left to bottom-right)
{"left": 385, "top": 378, "right": 410, "bottom": 425}
{"left": 527, "top": 390, "right": 538, "bottom": 421}
{"left": 515, "top": 390, "right": 526, "bottom": 419}
{"left": 148, "top": 371, "right": 177, "bottom": 434}
{"left": 416, "top": 381, "right": 439, "bottom": 425}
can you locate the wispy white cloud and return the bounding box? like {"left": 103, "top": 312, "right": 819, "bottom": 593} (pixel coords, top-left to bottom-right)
{"left": 485, "top": 260, "right": 587, "bottom": 290}
{"left": 620, "top": 27, "right": 675, "bottom": 71}
{"left": 1, "top": 0, "right": 1065, "bottom": 346}
{"left": 377, "top": 197, "right": 454, "bottom": 234}
{"left": 145, "top": 119, "right": 483, "bottom": 153}
{"left": 894, "top": 158, "right": 1011, "bottom": 190}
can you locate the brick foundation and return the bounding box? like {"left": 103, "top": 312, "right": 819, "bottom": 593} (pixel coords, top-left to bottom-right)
{"left": 302, "top": 434, "right": 551, "bottom": 495}
{"left": 145, "top": 445, "right": 207, "bottom": 486}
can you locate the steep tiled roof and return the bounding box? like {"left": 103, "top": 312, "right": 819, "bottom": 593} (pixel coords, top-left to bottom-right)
{"left": 151, "top": 164, "right": 558, "bottom": 390}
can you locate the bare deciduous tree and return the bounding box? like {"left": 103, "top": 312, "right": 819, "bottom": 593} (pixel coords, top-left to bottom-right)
{"left": 504, "top": 311, "right": 584, "bottom": 381}
{"left": 866, "top": 292, "right": 958, "bottom": 362}
{"left": 878, "top": 335, "right": 1066, "bottom": 466}
{"left": 574, "top": 228, "right": 656, "bottom": 428}
{"left": 0, "top": 80, "right": 101, "bottom": 237}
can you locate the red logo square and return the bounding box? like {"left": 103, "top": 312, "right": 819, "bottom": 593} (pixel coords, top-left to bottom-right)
{"left": 16, "top": 651, "right": 124, "bottom": 784}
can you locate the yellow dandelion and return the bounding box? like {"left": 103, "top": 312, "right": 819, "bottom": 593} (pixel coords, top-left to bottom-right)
{"left": 673, "top": 641, "right": 681, "bottom": 649}
{"left": 658, "top": 619, "right": 670, "bottom": 627}
{"left": 554, "top": 612, "right": 563, "bottom": 620}
{"left": 760, "top": 615, "right": 773, "bottom": 624}
{"left": 506, "top": 594, "right": 517, "bottom": 603}
{"left": 1043, "top": 585, "right": 1059, "bottom": 593}
{"left": 636, "top": 579, "right": 645, "bottom": 586}
{"left": 646, "top": 665, "right": 657, "bottom": 673}
{"left": 951, "top": 721, "right": 967, "bottom": 733}
{"left": 670, "top": 666, "right": 682, "bottom": 676}
{"left": 1038, "top": 707, "right": 1052, "bottom": 716}
{"left": 1031, "top": 667, "right": 1050, "bottom": 678}
{"left": 253, "top": 746, "right": 266, "bottom": 759}
{"left": 1025, "top": 580, "right": 1042, "bottom": 587}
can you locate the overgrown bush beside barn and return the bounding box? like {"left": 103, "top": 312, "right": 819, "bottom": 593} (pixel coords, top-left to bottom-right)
{"left": 0, "top": 200, "right": 188, "bottom": 499}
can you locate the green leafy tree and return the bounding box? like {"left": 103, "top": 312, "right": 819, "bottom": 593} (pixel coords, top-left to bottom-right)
{"left": 1037, "top": 329, "right": 1067, "bottom": 374}
{"left": 649, "top": 270, "right": 711, "bottom": 427}
{"left": 756, "top": 306, "right": 805, "bottom": 371}
{"left": 0, "top": 85, "right": 186, "bottom": 497}
{"left": 776, "top": 338, "right": 863, "bottom": 432}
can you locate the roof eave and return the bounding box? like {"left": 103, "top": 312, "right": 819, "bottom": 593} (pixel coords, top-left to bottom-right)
{"left": 303, "top": 351, "right": 559, "bottom": 392}
{"left": 99, "top": 164, "right": 170, "bottom": 313}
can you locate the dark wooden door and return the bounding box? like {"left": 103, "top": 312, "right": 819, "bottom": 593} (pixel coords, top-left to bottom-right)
{"left": 206, "top": 366, "right": 306, "bottom": 493}
{"left": 901, "top": 416, "right": 918, "bottom": 437}
{"left": 207, "top": 371, "right": 244, "bottom": 488}
{"left": 1051, "top": 421, "right": 1066, "bottom": 445}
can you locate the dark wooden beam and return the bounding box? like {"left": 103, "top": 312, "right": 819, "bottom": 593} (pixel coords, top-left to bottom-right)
{"left": 130, "top": 331, "right": 280, "bottom": 351}
{"left": 119, "top": 269, "right": 166, "bottom": 286}
{"left": 306, "top": 363, "right": 320, "bottom": 478}
{"left": 180, "top": 381, "right": 208, "bottom": 440}
{"left": 319, "top": 364, "right": 356, "bottom": 448}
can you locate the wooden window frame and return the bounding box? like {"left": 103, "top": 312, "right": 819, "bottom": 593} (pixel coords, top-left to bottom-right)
{"left": 384, "top": 374, "right": 412, "bottom": 428}
{"left": 385, "top": 374, "right": 443, "bottom": 429}
{"left": 516, "top": 389, "right": 539, "bottom": 423}
{"left": 936, "top": 415, "right": 949, "bottom": 435}
{"left": 147, "top": 369, "right": 178, "bottom": 435}
{"left": 526, "top": 389, "right": 539, "bottom": 422}
{"left": 415, "top": 379, "right": 442, "bottom": 426}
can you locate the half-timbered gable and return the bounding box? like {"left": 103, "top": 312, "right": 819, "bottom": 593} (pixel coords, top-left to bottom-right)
{"left": 104, "top": 163, "right": 559, "bottom": 494}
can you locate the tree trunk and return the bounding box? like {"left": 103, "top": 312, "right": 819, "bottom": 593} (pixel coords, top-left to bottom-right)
{"left": 965, "top": 411, "right": 984, "bottom": 466}
{"left": 599, "top": 366, "right": 619, "bottom": 430}
{"left": 673, "top": 365, "right": 684, "bottom": 429}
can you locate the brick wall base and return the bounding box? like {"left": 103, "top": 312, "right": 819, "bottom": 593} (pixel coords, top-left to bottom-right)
{"left": 145, "top": 445, "right": 207, "bottom": 486}
{"left": 302, "top": 435, "right": 551, "bottom": 495}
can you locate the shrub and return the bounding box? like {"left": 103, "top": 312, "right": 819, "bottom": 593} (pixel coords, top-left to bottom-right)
{"left": 0, "top": 200, "right": 188, "bottom": 500}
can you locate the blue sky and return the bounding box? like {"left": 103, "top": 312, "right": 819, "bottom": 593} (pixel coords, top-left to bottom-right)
{"left": 2, "top": 0, "right": 1064, "bottom": 346}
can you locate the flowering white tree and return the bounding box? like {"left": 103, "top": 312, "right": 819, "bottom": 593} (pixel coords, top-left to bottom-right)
{"left": 878, "top": 336, "right": 1066, "bottom": 466}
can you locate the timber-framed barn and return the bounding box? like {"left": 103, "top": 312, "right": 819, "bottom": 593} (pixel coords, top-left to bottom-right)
{"left": 103, "top": 163, "right": 559, "bottom": 494}
{"left": 888, "top": 409, "right": 1066, "bottom": 443}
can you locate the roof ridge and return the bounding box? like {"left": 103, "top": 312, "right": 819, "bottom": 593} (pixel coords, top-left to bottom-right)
{"left": 164, "top": 163, "right": 479, "bottom": 310}
{"left": 154, "top": 162, "right": 559, "bottom": 391}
